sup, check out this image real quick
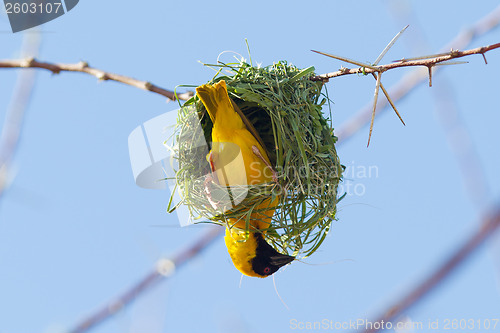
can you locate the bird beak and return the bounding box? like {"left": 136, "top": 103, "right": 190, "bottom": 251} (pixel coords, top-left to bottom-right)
{"left": 269, "top": 253, "right": 295, "bottom": 267}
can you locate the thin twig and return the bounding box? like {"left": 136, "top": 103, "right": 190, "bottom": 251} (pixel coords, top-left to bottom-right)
{"left": 358, "top": 204, "right": 500, "bottom": 333}
{"left": 68, "top": 226, "right": 223, "bottom": 333}
{"left": 311, "top": 42, "right": 500, "bottom": 82}
{"left": 0, "top": 58, "right": 193, "bottom": 101}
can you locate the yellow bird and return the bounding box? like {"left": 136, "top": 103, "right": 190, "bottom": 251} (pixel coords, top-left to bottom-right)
{"left": 196, "top": 80, "right": 295, "bottom": 278}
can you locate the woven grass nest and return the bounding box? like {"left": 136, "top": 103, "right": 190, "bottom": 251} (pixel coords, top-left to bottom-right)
{"left": 172, "top": 59, "right": 343, "bottom": 258}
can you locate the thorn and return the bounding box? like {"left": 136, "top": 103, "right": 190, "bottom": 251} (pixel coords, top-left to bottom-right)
{"left": 435, "top": 60, "right": 468, "bottom": 66}
{"left": 311, "top": 50, "right": 379, "bottom": 71}
{"left": 373, "top": 24, "right": 409, "bottom": 66}
{"left": 368, "top": 72, "right": 382, "bottom": 147}
{"left": 372, "top": 73, "right": 405, "bottom": 126}
{"left": 393, "top": 51, "right": 453, "bottom": 62}
{"left": 427, "top": 66, "right": 433, "bottom": 87}
{"left": 482, "top": 53, "right": 488, "bottom": 65}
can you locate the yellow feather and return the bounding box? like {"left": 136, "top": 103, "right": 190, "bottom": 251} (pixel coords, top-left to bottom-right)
{"left": 196, "top": 80, "right": 279, "bottom": 277}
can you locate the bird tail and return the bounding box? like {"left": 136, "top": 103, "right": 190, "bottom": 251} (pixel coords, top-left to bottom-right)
{"left": 195, "top": 80, "right": 241, "bottom": 127}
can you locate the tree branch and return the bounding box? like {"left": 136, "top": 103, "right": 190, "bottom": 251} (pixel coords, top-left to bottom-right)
{"left": 1, "top": 42, "right": 497, "bottom": 105}
{"left": 359, "top": 204, "right": 500, "bottom": 333}
{"left": 0, "top": 58, "right": 193, "bottom": 102}
{"left": 68, "top": 226, "right": 223, "bottom": 333}
{"left": 2, "top": 41, "right": 497, "bottom": 105}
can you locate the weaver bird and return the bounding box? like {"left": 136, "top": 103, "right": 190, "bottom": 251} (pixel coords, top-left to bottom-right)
{"left": 196, "top": 80, "right": 294, "bottom": 277}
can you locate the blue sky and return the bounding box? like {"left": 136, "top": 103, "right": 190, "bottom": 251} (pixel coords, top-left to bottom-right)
{"left": 1, "top": 1, "right": 500, "bottom": 333}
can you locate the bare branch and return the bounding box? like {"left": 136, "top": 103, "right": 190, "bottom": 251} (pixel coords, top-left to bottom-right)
{"left": 68, "top": 226, "right": 223, "bottom": 333}
{"left": 0, "top": 58, "right": 193, "bottom": 101}
{"left": 311, "top": 42, "right": 500, "bottom": 82}
{"left": 359, "top": 205, "right": 500, "bottom": 333}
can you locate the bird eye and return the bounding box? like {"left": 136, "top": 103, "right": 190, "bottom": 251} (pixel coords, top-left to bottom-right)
{"left": 263, "top": 267, "right": 271, "bottom": 274}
